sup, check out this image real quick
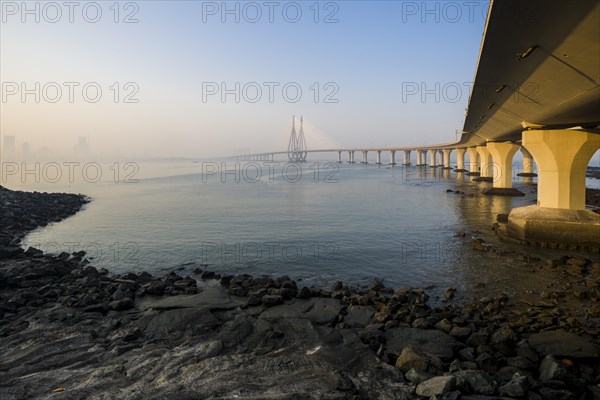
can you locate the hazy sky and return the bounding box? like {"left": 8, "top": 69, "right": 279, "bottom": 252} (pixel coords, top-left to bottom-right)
{"left": 1, "top": 1, "right": 490, "bottom": 159}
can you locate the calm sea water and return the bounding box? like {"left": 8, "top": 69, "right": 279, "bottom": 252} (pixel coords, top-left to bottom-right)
{"left": 9, "top": 158, "right": 599, "bottom": 295}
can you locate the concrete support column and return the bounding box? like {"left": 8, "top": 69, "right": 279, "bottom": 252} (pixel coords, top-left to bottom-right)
{"left": 506, "top": 129, "right": 600, "bottom": 248}
{"left": 428, "top": 149, "right": 437, "bottom": 167}
{"left": 376, "top": 150, "right": 382, "bottom": 164}
{"left": 442, "top": 149, "right": 452, "bottom": 169}
{"left": 403, "top": 150, "right": 411, "bottom": 165}
{"left": 416, "top": 150, "right": 424, "bottom": 165}
{"left": 389, "top": 150, "right": 396, "bottom": 165}
{"left": 525, "top": 130, "right": 599, "bottom": 210}
{"left": 517, "top": 147, "right": 537, "bottom": 176}
{"left": 523, "top": 148, "right": 534, "bottom": 174}
{"left": 476, "top": 146, "right": 493, "bottom": 179}
{"left": 456, "top": 148, "right": 466, "bottom": 171}
{"left": 484, "top": 142, "right": 524, "bottom": 196}
{"left": 338, "top": 151, "right": 342, "bottom": 163}
{"left": 466, "top": 147, "right": 479, "bottom": 175}
{"left": 347, "top": 151, "right": 353, "bottom": 163}
{"left": 361, "top": 151, "right": 368, "bottom": 164}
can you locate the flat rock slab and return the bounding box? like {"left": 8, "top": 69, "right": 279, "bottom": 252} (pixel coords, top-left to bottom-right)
{"left": 528, "top": 329, "right": 599, "bottom": 358}
{"left": 143, "top": 307, "right": 222, "bottom": 334}
{"left": 303, "top": 298, "right": 344, "bottom": 325}
{"left": 259, "top": 298, "right": 315, "bottom": 320}
{"left": 344, "top": 305, "right": 375, "bottom": 328}
{"left": 260, "top": 298, "right": 343, "bottom": 325}
{"left": 140, "top": 286, "right": 244, "bottom": 311}
{"left": 385, "top": 327, "right": 462, "bottom": 359}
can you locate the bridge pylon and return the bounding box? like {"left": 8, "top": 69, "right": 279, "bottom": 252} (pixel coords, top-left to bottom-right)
{"left": 288, "top": 116, "right": 307, "bottom": 162}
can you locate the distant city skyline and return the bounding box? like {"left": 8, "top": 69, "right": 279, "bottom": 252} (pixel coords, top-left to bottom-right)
{"left": 1, "top": 1, "right": 489, "bottom": 159}
{"left": 1, "top": 1, "right": 598, "bottom": 164}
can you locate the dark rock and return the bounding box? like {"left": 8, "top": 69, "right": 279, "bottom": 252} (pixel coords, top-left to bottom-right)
{"left": 24, "top": 247, "right": 44, "bottom": 257}
{"left": 507, "top": 355, "right": 535, "bottom": 370}
{"left": 404, "top": 368, "right": 432, "bottom": 384}
{"left": 435, "top": 318, "right": 453, "bottom": 333}
{"left": 303, "top": 298, "right": 343, "bottom": 325}
{"left": 395, "top": 345, "right": 443, "bottom": 373}
{"left": 297, "top": 286, "right": 313, "bottom": 299}
{"left": 476, "top": 353, "right": 498, "bottom": 373}
{"left": 440, "top": 391, "right": 462, "bottom": 400}
{"left": 228, "top": 285, "right": 247, "bottom": 297}
{"left": 491, "top": 326, "right": 518, "bottom": 353}
{"left": 201, "top": 271, "right": 219, "bottom": 280}
{"left": 459, "top": 347, "right": 476, "bottom": 361}
{"left": 412, "top": 318, "right": 430, "bottom": 329}
{"left": 453, "top": 370, "right": 497, "bottom": 395}
{"left": 109, "top": 298, "right": 134, "bottom": 311}
{"left": 385, "top": 327, "right": 462, "bottom": 360}
{"left": 358, "top": 325, "right": 384, "bottom": 352}
{"left": 84, "top": 304, "right": 108, "bottom": 314}
{"left": 498, "top": 375, "right": 529, "bottom": 397}
{"left": 0, "top": 245, "right": 23, "bottom": 259}
{"left": 0, "top": 302, "right": 18, "bottom": 313}
{"left": 586, "top": 386, "right": 600, "bottom": 400}
{"left": 261, "top": 294, "right": 282, "bottom": 307}
{"left": 538, "top": 388, "right": 574, "bottom": 400}
{"left": 450, "top": 326, "right": 472, "bottom": 338}
{"left": 467, "top": 332, "right": 488, "bottom": 348}
{"left": 344, "top": 305, "right": 375, "bottom": 328}
{"left": 539, "top": 355, "right": 571, "bottom": 382}
{"left": 494, "top": 366, "right": 522, "bottom": 384}
{"left": 247, "top": 294, "right": 262, "bottom": 306}
{"left": 143, "top": 280, "right": 165, "bottom": 296}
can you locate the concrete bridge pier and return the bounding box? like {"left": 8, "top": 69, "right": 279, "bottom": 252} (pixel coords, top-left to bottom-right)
{"left": 348, "top": 151, "right": 355, "bottom": 164}
{"left": 376, "top": 150, "right": 382, "bottom": 165}
{"left": 455, "top": 148, "right": 467, "bottom": 172}
{"left": 389, "top": 150, "right": 396, "bottom": 165}
{"left": 337, "top": 151, "right": 342, "bottom": 163}
{"left": 442, "top": 149, "right": 452, "bottom": 169}
{"left": 506, "top": 129, "right": 600, "bottom": 249}
{"left": 428, "top": 150, "right": 437, "bottom": 167}
{"left": 517, "top": 147, "right": 537, "bottom": 177}
{"left": 483, "top": 142, "right": 525, "bottom": 196}
{"left": 466, "top": 147, "right": 480, "bottom": 176}
{"left": 474, "top": 146, "right": 493, "bottom": 182}
{"left": 417, "top": 150, "right": 426, "bottom": 166}
{"left": 403, "top": 150, "right": 411, "bottom": 165}
{"left": 361, "top": 151, "right": 368, "bottom": 164}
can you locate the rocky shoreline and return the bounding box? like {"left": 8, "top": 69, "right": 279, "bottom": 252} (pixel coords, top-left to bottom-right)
{"left": 1, "top": 186, "right": 600, "bottom": 400}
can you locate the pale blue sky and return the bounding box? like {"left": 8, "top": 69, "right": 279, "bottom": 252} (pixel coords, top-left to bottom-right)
{"left": 1, "top": 1, "right": 489, "bottom": 158}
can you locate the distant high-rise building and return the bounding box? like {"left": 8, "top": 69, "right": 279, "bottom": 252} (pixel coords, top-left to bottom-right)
{"left": 2, "top": 135, "right": 16, "bottom": 161}
{"left": 21, "top": 142, "right": 30, "bottom": 160}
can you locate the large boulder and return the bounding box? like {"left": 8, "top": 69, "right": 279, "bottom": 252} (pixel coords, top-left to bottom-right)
{"left": 395, "top": 345, "right": 443, "bottom": 373}
{"left": 528, "top": 330, "right": 599, "bottom": 358}
{"left": 415, "top": 376, "right": 456, "bottom": 397}
{"left": 385, "top": 327, "right": 462, "bottom": 360}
